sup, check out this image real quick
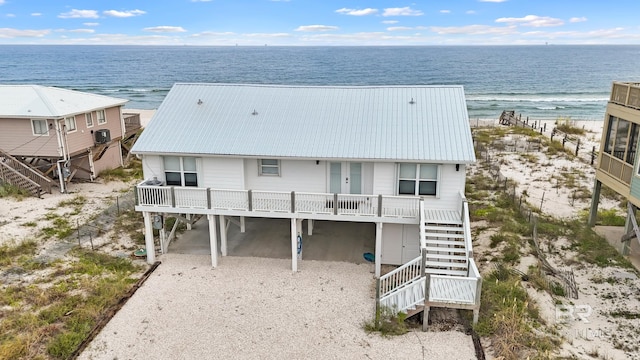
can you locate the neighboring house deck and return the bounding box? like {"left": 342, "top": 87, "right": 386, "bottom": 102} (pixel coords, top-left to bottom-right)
{"left": 590, "top": 82, "right": 640, "bottom": 253}
{"left": 0, "top": 85, "right": 132, "bottom": 194}
{"left": 132, "top": 83, "right": 481, "bottom": 326}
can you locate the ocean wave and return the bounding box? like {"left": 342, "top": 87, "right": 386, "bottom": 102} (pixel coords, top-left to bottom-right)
{"left": 536, "top": 106, "right": 567, "bottom": 110}
{"left": 467, "top": 95, "right": 608, "bottom": 103}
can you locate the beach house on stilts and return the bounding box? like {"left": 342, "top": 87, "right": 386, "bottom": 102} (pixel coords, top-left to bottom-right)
{"left": 0, "top": 85, "right": 139, "bottom": 196}
{"left": 132, "top": 83, "right": 482, "bottom": 326}
{"left": 590, "top": 82, "right": 640, "bottom": 254}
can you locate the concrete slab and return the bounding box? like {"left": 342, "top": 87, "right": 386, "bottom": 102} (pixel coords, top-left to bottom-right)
{"left": 168, "top": 216, "right": 376, "bottom": 264}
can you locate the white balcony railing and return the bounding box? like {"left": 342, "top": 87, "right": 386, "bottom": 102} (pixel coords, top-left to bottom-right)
{"left": 135, "top": 183, "right": 422, "bottom": 220}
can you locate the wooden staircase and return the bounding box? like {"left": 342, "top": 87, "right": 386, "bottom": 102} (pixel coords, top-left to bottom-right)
{"left": 0, "top": 149, "right": 54, "bottom": 197}
{"left": 377, "top": 193, "right": 482, "bottom": 329}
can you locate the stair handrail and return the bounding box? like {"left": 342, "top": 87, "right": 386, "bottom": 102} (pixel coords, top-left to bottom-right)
{"left": 0, "top": 161, "right": 42, "bottom": 197}
{"left": 419, "top": 199, "right": 427, "bottom": 250}
{"left": 0, "top": 148, "right": 53, "bottom": 193}
{"left": 378, "top": 255, "right": 423, "bottom": 300}
{"left": 459, "top": 190, "right": 474, "bottom": 258}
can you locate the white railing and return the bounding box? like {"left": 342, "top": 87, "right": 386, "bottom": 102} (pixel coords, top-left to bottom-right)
{"left": 428, "top": 275, "right": 478, "bottom": 305}
{"left": 137, "top": 185, "right": 172, "bottom": 207}
{"left": 419, "top": 201, "right": 427, "bottom": 249}
{"left": 210, "top": 189, "right": 249, "bottom": 210}
{"left": 379, "top": 276, "right": 425, "bottom": 313}
{"left": 379, "top": 196, "right": 420, "bottom": 218}
{"left": 461, "top": 196, "right": 473, "bottom": 258}
{"left": 174, "top": 187, "right": 209, "bottom": 209}
{"left": 379, "top": 255, "right": 422, "bottom": 300}
{"left": 252, "top": 190, "right": 291, "bottom": 213}
{"left": 136, "top": 184, "right": 421, "bottom": 220}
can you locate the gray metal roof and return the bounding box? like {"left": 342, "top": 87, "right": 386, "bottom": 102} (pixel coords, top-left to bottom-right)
{"left": 0, "top": 85, "right": 128, "bottom": 118}
{"left": 132, "top": 84, "right": 475, "bottom": 163}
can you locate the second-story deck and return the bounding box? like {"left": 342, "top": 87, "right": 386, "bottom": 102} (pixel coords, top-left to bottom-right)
{"left": 135, "top": 183, "right": 429, "bottom": 224}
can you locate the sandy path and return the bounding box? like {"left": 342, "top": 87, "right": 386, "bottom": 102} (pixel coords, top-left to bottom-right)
{"left": 79, "top": 254, "right": 476, "bottom": 360}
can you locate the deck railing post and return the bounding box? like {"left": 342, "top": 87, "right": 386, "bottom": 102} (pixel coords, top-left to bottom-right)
{"left": 170, "top": 187, "right": 176, "bottom": 207}
{"left": 334, "top": 193, "right": 338, "bottom": 215}
{"left": 422, "top": 273, "right": 431, "bottom": 331}
{"left": 207, "top": 188, "right": 212, "bottom": 209}
{"left": 291, "top": 191, "right": 296, "bottom": 213}
{"left": 248, "top": 190, "right": 253, "bottom": 211}
{"left": 375, "top": 278, "right": 381, "bottom": 329}
{"left": 377, "top": 195, "right": 383, "bottom": 217}
{"left": 134, "top": 186, "right": 139, "bottom": 205}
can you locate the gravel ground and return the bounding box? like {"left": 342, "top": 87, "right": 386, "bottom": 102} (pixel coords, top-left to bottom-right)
{"left": 79, "top": 254, "right": 476, "bottom": 360}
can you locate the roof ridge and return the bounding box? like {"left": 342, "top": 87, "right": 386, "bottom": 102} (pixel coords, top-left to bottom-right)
{"left": 31, "top": 85, "right": 63, "bottom": 117}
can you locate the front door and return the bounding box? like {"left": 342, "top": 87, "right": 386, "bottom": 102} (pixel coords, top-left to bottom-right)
{"left": 329, "top": 162, "right": 362, "bottom": 194}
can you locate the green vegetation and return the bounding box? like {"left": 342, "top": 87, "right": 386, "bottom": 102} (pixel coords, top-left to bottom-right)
{"left": 475, "top": 268, "right": 559, "bottom": 360}
{"left": 555, "top": 117, "right": 586, "bottom": 136}
{"left": 0, "top": 243, "right": 143, "bottom": 360}
{"left": 99, "top": 159, "right": 143, "bottom": 183}
{"left": 364, "top": 305, "right": 408, "bottom": 337}
{"left": 0, "top": 183, "right": 29, "bottom": 200}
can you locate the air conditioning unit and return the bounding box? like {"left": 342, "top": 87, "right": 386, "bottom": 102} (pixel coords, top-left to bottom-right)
{"left": 95, "top": 129, "right": 111, "bottom": 144}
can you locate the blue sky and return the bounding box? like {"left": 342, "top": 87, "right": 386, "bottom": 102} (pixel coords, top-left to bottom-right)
{"left": 1, "top": 0, "right": 639, "bottom": 45}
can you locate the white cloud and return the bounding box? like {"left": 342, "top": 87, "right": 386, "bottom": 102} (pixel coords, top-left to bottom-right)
{"left": 0, "top": 0, "right": 5, "bottom": 5}
{"left": 191, "top": 31, "right": 236, "bottom": 37}
{"left": 6, "top": 13, "right": 15, "bottom": 17}
{"left": 466, "top": 10, "right": 476, "bottom": 15}
{"left": 104, "top": 9, "right": 146, "bottom": 18}
{"left": 570, "top": 17, "right": 587, "bottom": 23}
{"left": 143, "top": 26, "right": 187, "bottom": 33}
{"left": 383, "top": 7, "right": 423, "bottom": 17}
{"left": 381, "top": 20, "right": 398, "bottom": 24}
{"left": 430, "top": 24, "right": 517, "bottom": 35}
{"left": 335, "top": 8, "right": 378, "bottom": 16}
{"left": 440, "top": 10, "right": 451, "bottom": 14}
{"left": 387, "top": 27, "right": 413, "bottom": 32}
{"left": 0, "top": 28, "right": 50, "bottom": 38}
{"left": 295, "top": 25, "right": 338, "bottom": 32}
{"left": 84, "top": 22, "right": 99, "bottom": 26}
{"left": 496, "top": 15, "right": 564, "bottom": 27}
{"left": 69, "top": 29, "right": 95, "bottom": 33}
{"left": 58, "top": 9, "right": 99, "bottom": 19}
{"left": 31, "top": 13, "right": 42, "bottom": 17}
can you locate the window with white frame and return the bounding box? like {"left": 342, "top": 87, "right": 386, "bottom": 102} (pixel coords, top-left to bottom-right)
{"left": 258, "top": 159, "right": 280, "bottom": 176}
{"left": 31, "top": 119, "right": 48, "bottom": 135}
{"left": 85, "top": 112, "right": 93, "bottom": 128}
{"left": 398, "top": 163, "right": 438, "bottom": 196}
{"left": 97, "top": 110, "right": 106, "bottom": 124}
{"left": 64, "top": 116, "right": 77, "bottom": 132}
{"left": 164, "top": 156, "right": 198, "bottom": 187}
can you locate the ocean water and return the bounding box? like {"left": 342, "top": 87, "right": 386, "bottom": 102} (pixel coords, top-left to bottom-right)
{"left": 2, "top": 45, "right": 640, "bottom": 120}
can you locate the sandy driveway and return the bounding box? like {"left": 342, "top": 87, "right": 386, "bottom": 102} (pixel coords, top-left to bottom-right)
{"left": 79, "top": 254, "right": 475, "bottom": 360}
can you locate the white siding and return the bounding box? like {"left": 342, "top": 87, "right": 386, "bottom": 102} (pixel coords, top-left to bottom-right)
{"left": 142, "top": 155, "right": 164, "bottom": 182}
{"left": 401, "top": 225, "right": 420, "bottom": 263}
{"left": 245, "top": 159, "right": 326, "bottom": 192}
{"left": 373, "top": 162, "right": 396, "bottom": 195}
{"left": 423, "top": 164, "right": 466, "bottom": 210}
{"left": 201, "top": 157, "right": 244, "bottom": 189}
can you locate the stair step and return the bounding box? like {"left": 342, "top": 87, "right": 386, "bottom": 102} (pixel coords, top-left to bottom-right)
{"left": 425, "top": 253, "right": 467, "bottom": 261}
{"left": 424, "top": 232, "right": 464, "bottom": 239}
{"left": 425, "top": 260, "right": 468, "bottom": 269}
{"left": 423, "top": 239, "right": 465, "bottom": 247}
{"left": 424, "top": 268, "right": 468, "bottom": 276}
{"left": 424, "top": 219, "right": 462, "bottom": 226}
{"left": 423, "top": 246, "right": 467, "bottom": 254}
{"left": 423, "top": 225, "right": 463, "bottom": 232}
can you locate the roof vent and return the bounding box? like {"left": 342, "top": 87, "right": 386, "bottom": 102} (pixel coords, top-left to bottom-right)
{"left": 252, "top": 109, "right": 258, "bottom": 115}
{"left": 197, "top": 99, "right": 203, "bottom": 105}
{"left": 409, "top": 98, "right": 415, "bottom": 105}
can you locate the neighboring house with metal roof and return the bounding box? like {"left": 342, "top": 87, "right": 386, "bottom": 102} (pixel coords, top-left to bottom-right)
{"left": 133, "top": 83, "right": 483, "bottom": 326}
{"left": 0, "top": 85, "right": 132, "bottom": 194}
